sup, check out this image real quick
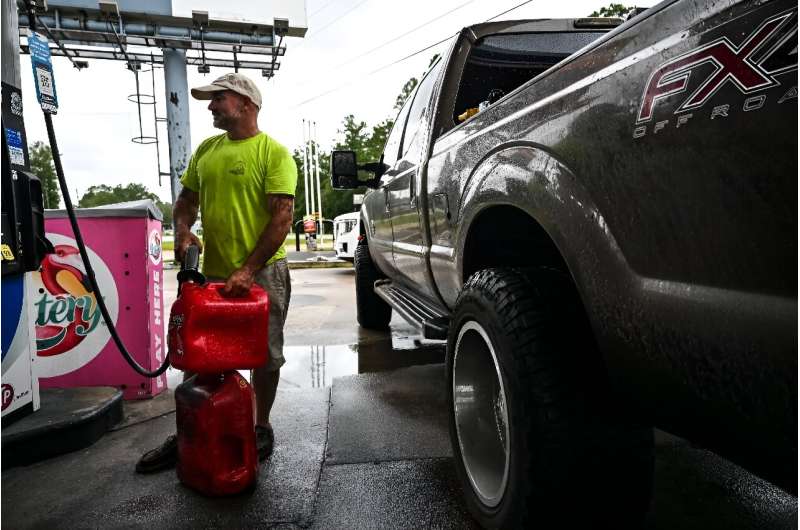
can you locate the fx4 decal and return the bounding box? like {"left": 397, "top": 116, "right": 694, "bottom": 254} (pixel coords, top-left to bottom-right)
{"left": 637, "top": 10, "right": 797, "bottom": 123}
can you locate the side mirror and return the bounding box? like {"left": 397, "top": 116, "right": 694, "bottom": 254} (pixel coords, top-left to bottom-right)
{"left": 330, "top": 151, "right": 389, "bottom": 190}
{"left": 330, "top": 151, "right": 359, "bottom": 189}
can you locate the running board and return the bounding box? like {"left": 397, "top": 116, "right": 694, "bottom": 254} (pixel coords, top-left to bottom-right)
{"left": 374, "top": 280, "right": 450, "bottom": 340}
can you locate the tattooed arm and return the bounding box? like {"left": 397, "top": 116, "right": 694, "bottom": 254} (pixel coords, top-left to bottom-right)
{"left": 223, "top": 194, "right": 295, "bottom": 297}
{"left": 173, "top": 187, "right": 203, "bottom": 261}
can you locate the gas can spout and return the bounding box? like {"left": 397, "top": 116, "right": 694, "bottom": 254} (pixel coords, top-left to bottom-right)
{"left": 177, "top": 244, "right": 206, "bottom": 293}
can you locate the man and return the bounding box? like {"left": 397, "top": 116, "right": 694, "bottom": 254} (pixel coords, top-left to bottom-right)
{"left": 136, "top": 73, "right": 297, "bottom": 473}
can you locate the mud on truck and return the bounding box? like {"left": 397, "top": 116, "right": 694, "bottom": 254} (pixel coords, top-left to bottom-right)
{"left": 331, "top": 1, "right": 797, "bottom": 527}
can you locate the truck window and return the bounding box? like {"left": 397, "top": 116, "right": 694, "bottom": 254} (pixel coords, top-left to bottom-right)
{"left": 452, "top": 31, "right": 604, "bottom": 125}
{"left": 402, "top": 58, "right": 444, "bottom": 166}
{"left": 382, "top": 91, "right": 414, "bottom": 168}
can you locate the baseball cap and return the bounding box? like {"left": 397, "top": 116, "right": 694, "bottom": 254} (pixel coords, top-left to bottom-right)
{"left": 191, "top": 73, "right": 262, "bottom": 108}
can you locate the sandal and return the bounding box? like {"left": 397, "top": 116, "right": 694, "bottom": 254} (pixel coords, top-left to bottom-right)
{"left": 135, "top": 434, "right": 178, "bottom": 474}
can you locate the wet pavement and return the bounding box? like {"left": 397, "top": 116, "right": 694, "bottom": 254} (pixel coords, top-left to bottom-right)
{"left": 2, "top": 268, "right": 796, "bottom": 529}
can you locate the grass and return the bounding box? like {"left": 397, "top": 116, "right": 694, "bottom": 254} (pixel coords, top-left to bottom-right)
{"left": 163, "top": 234, "right": 334, "bottom": 262}
{"left": 283, "top": 234, "right": 335, "bottom": 251}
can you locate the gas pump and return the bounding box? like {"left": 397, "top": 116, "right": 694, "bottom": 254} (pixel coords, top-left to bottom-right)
{"left": 1, "top": 1, "right": 51, "bottom": 424}
{"left": 1, "top": 0, "right": 169, "bottom": 425}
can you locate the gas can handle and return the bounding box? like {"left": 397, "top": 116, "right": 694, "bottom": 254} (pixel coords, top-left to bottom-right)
{"left": 184, "top": 244, "right": 200, "bottom": 271}
{"left": 177, "top": 244, "right": 206, "bottom": 293}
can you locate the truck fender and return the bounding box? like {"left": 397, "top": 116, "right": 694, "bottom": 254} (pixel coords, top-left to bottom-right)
{"left": 453, "top": 142, "right": 634, "bottom": 317}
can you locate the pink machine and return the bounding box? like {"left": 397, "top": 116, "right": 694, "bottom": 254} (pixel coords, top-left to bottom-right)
{"left": 35, "top": 200, "right": 167, "bottom": 399}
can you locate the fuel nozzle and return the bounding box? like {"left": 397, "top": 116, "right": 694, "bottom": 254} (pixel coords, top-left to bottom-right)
{"left": 177, "top": 244, "right": 206, "bottom": 294}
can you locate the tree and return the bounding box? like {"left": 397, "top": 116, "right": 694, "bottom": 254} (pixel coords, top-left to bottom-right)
{"left": 292, "top": 114, "right": 393, "bottom": 225}
{"left": 589, "top": 3, "right": 635, "bottom": 17}
{"left": 78, "top": 183, "right": 173, "bottom": 228}
{"left": 29, "top": 141, "right": 60, "bottom": 208}
{"left": 393, "top": 54, "right": 441, "bottom": 111}
{"left": 292, "top": 53, "right": 437, "bottom": 225}
{"left": 395, "top": 78, "right": 418, "bottom": 111}
{"left": 156, "top": 201, "right": 174, "bottom": 228}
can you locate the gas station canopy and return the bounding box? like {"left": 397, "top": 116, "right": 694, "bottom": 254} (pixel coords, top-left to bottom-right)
{"left": 16, "top": 0, "right": 308, "bottom": 74}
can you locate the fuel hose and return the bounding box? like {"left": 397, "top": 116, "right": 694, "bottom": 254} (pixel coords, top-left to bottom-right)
{"left": 44, "top": 112, "right": 171, "bottom": 378}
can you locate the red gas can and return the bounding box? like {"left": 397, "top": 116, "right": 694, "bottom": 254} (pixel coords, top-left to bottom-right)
{"left": 168, "top": 282, "right": 270, "bottom": 373}
{"left": 175, "top": 371, "right": 258, "bottom": 495}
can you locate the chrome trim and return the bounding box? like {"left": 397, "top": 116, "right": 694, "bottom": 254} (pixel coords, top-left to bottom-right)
{"left": 430, "top": 244, "right": 456, "bottom": 260}
{"left": 453, "top": 320, "right": 510, "bottom": 508}
{"left": 393, "top": 241, "right": 425, "bottom": 256}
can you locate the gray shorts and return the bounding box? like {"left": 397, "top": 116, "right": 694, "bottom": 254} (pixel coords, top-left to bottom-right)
{"left": 207, "top": 258, "right": 291, "bottom": 372}
{"left": 254, "top": 259, "right": 291, "bottom": 372}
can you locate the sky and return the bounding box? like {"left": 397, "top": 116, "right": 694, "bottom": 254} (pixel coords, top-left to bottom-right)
{"left": 18, "top": 0, "right": 612, "bottom": 204}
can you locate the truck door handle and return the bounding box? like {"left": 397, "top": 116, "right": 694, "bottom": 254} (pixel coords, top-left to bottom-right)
{"left": 410, "top": 174, "right": 416, "bottom": 207}
{"left": 384, "top": 191, "right": 390, "bottom": 214}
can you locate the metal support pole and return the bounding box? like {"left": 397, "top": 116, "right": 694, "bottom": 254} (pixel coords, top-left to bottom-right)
{"left": 301, "top": 119, "right": 310, "bottom": 217}
{"left": 313, "top": 121, "right": 323, "bottom": 240}
{"left": 162, "top": 48, "right": 191, "bottom": 206}
{"left": 2, "top": 0, "right": 22, "bottom": 88}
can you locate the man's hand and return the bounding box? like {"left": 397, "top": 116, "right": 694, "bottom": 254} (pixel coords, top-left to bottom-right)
{"left": 173, "top": 187, "right": 202, "bottom": 262}
{"left": 175, "top": 229, "right": 203, "bottom": 262}
{"left": 222, "top": 265, "right": 257, "bottom": 297}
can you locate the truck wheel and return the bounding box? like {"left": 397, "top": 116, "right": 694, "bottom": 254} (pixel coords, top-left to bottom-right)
{"left": 354, "top": 241, "right": 391, "bottom": 330}
{"left": 447, "top": 267, "right": 653, "bottom": 529}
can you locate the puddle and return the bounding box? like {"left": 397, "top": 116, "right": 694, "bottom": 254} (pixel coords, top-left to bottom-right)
{"left": 280, "top": 344, "right": 358, "bottom": 388}
{"left": 165, "top": 333, "right": 446, "bottom": 390}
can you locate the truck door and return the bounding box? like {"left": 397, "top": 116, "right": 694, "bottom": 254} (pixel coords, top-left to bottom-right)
{"left": 364, "top": 95, "right": 412, "bottom": 274}
{"left": 387, "top": 59, "right": 443, "bottom": 298}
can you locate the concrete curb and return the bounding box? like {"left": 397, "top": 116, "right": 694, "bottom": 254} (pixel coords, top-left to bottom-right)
{"left": 288, "top": 260, "right": 353, "bottom": 270}
{"left": 164, "top": 261, "right": 353, "bottom": 271}
{"left": 1, "top": 387, "right": 123, "bottom": 470}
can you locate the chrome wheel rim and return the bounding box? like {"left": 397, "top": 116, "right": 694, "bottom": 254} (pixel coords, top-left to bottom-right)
{"left": 453, "top": 320, "right": 510, "bottom": 508}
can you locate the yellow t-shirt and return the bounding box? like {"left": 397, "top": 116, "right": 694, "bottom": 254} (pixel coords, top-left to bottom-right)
{"left": 180, "top": 132, "right": 297, "bottom": 278}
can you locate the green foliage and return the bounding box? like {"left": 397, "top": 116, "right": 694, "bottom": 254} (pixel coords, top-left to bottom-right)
{"left": 28, "top": 141, "right": 60, "bottom": 209}
{"left": 293, "top": 54, "right": 437, "bottom": 226}
{"left": 395, "top": 78, "right": 418, "bottom": 111}
{"left": 78, "top": 183, "right": 173, "bottom": 228}
{"left": 589, "top": 3, "right": 634, "bottom": 17}
{"left": 393, "top": 55, "right": 440, "bottom": 112}
{"left": 157, "top": 201, "right": 174, "bottom": 228}
{"left": 292, "top": 114, "right": 393, "bottom": 225}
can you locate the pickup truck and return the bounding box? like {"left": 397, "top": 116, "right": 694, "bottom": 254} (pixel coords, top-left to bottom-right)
{"left": 331, "top": 1, "right": 797, "bottom": 527}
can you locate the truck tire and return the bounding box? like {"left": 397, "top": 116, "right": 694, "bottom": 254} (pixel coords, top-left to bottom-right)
{"left": 354, "top": 241, "right": 391, "bottom": 330}
{"left": 447, "top": 267, "right": 653, "bottom": 529}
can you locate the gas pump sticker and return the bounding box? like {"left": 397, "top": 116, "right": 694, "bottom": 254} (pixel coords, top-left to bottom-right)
{"left": 28, "top": 31, "right": 58, "bottom": 112}
{"left": 148, "top": 230, "right": 162, "bottom": 265}
{"left": 10, "top": 92, "right": 23, "bottom": 117}
{"left": 1, "top": 384, "right": 13, "bottom": 411}
{"left": 1, "top": 244, "right": 15, "bottom": 261}
{"left": 35, "top": 65, "right": 55, "bottom": 98}
{"left": 4, "top": 128, "right": 25, "bottom": 166}
{"left": 33, "top": 233, "right": 119, "bottom": 377}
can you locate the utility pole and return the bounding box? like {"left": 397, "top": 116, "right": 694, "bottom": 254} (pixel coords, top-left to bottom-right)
{"left": 305, "top": 120, "right": 316, "bottom": 224}
{"left": 313, "top": 121, "right": 323, "bottom": 240}
{"left": 301, "top": 119, "right": 310, "bottom": 217}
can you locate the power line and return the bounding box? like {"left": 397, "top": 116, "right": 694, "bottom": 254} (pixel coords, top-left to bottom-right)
{"left": 305, "top": 0, "right": 371, "bottom": 39}
{"left": 296, "top": 0, "right": 476, "bottom": 86}
{"left": 367, "top": 36, "right": 451, "bottom": 77}
{"left": 294, "top": 34, "right": 451, "bottom": 107}
{"left": 486, "top": 0, "right": 534, "bottom": 21}
{"left": 309, "top": 0, "right": 338, "bottom": 18}
{"left": 295, "top": 0, "right": 538, "bottom": 107}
